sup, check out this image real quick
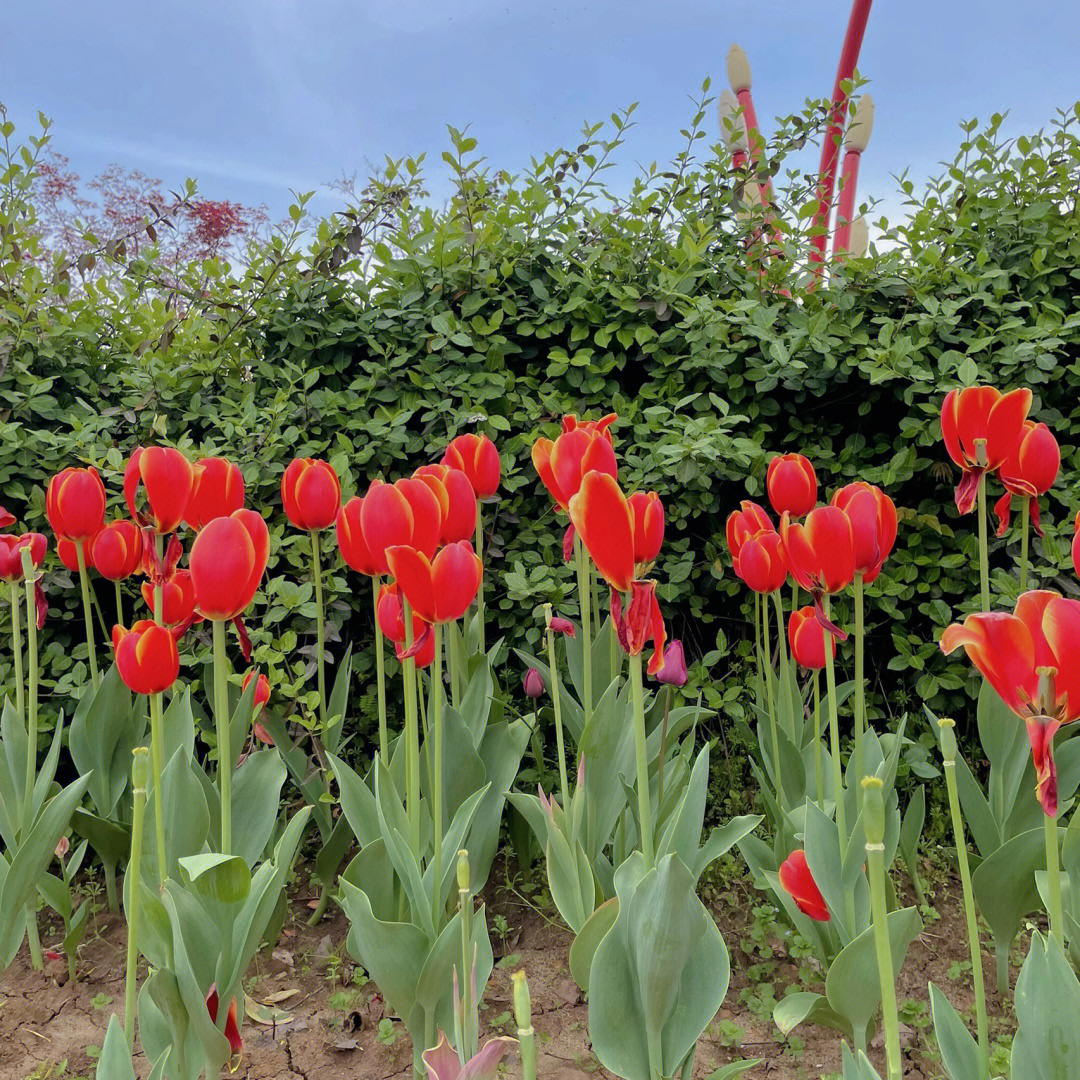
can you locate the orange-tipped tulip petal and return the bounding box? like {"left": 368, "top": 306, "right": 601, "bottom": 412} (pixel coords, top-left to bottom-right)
{"left": 442, "top": 433, "right": 501, "bottom": 499}
{"left": 185, "top": 457, "right": 245, "bottom": 530}
{"left": 568, "top": 472, "right": 635, "bottom": 592}
{"left": 91, "top": 520, "right": 142, "bottom": 581}
{"left": 189, "top": 510, "right": 269, "bottom": 621}
{"left": 113, "top": 620, "right": 180, "bottom": 695}
{"left": 281, "top": 458, "right": 340, "bottom": 531}
{"left": 124, "top": 446, "right": 194, "bottom": 534}
{"left": 627, "top": 491, "right": 664, "bottom": 565}
{"left": 789, "top": 606, "right": 834, "bottom": 670}
{"left": 46, "top": 467, "right": 106, "bottom": 542}
{"left": 385, "top": 540, "right": 483, "bottom": 624}
{"left": 767, "top": 454, "right": 817, "bottom": 517}
{"left": 832, "top": 482, "right": 897, "bottom": 583}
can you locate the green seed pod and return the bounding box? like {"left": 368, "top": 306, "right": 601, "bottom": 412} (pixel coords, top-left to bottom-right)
{"left": 132, "top": 746, "right": 150, "bottom": 792}
{"left": 861, "top": 775, "right": 885, "bottom": 845}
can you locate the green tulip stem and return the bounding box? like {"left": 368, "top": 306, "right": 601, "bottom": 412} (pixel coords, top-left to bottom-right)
{"left": 430, "top": 624, "right": 445, "bottom": 928}
{"left": 762, "top": 589, "right": 784, "bottom": 809}
{"left": 753, "top": 592, "right": 762, "bottom": 694}
{"left": 474, "top": 499, "right": 486, "bottom": 656}
{"left": 545, "top": 609, "right": 570, "bottom": 813}
{"left": 372, "top": 576, "right": 389, "bottom": 765}
{"left": 771, "top": 589, "right": 789, "bottom": 667}
{"left": 791, "top": 579, "right": 799, "bottom": 616}
{"left": 21, "top": 547, "right": 42, "bottom": 969}
{"left": 575, "top": 536, "right": 593, "bottom": 725}
{"left": 1019, "top": 498, "right": 1030, "bottom": 593}
{"left": 75, "top": 544, "right": 99, "bottom": 690}
{"left": 10, "top": 581, "right": 24, "bottom": 728}
{"left": 656, "top": 685, "right": 672, "bottom": 813}
{"left": 124, "top": 748, "right": 148, "bottom": 1047}
{"left": 630, "top": 651, "right": 654, "bottom": 865}
{"left": 310, "top": 530, "right": 328, "bottom": 733}
{"left": 153, "top": 534, "right": 164, "bottom": 624}
{"left": 1044, "top": 801, "right": 1063, "bottom": 943}
{"left": 457, "top": 850, "right": 475, "bottom": 1060}
{"left": 863, "top": 777, "right": 902, "bottom": 1080}
{"left": 813, "top": 670, "right": 823, "bottom": 805}
{"left": 854, "top": 572, "right": 866, "bottom": 811}
{"left": 402, "top": 598, "right": 421, "bottom": 855}
{"left": 213, "top": 619, "right": 232, "bottom": 855}
{"left": 114, "top": 580, "right": 123, "bottom": 628}
{"left": 938, "top": 719, "right": 990, "bottom": 1078}
{"left": 149, "top": 691, "right": 168, "bottom": 882}
{"left": 976, "top": 467, "right": 990, "bottom": 613}
{"left": 513, "top": 971, "right": 537, "bottom": 1080}
{"left": 823, "top": 595, "right": 847, "bottom": 845}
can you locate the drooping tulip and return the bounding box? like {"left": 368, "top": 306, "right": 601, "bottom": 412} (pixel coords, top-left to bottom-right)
{"left": 281, "top": 457, "right": 341, "bottom": 531}
{"left": 941, "top": 590, "right": 1080, "bottom": 815}
{"left": 766, "top": 454, "right": 817, "bottom": 518}
{"left": 189, "top": 510, "right": 270, "bottom": 622}
{"left": 46, "top": 466, "right": 106, "bottom": 542}
{"left": 375, "top": 581, "right": 436, "bottom": 667}
{"left": 655, "top": 639, "right": 688, "bottom": 687}
{"left": 778, "top": 506, "right": 855, "bottom": 637}
{"left": 242, "top": 670, "right": 273, "bottom": 745}
{"left": 609, "top": 580, "right": 667, "bottom": 676}
{"left": 725, "top": 500, "right": 774, "bottom": 564}
{"left": 831, "top": 482, "right": 898, "bottom": 583}
{"left": 734, "top": 528, "right": 788, "bottom": 594}
{"left": 442, "top": 433, "right": 501, "bottom": 499}
{"left": 789, "top": 606, "right": 835, "bottom": 670}
{"left": 415, "top": 464, "right": 477, "bottom": 544}
{"left": 112, "top": 621, "right": 180, "bottom": 695}
{"left": 185, "top": 457, "right": 245, "bottom": 531}
{"left": 0, "top": 533, "right": 48, "bottom": 627}
{"left": 523, "top": 667, "right": 545, "bottom": 699}
{"left": 142, "top": 569, "right": 199, "bottom": 628}
{"left": 532, "top": 414, "right": 618, "bottom": 512}
{"left": 940, "top": 385, "right": 1032, "bottom": 514}
{"left": 57, "top": 538, "right": 94, "bottom": 574}
{"left": 91, "top": 520, "right": 143, "bottom": 581}
{"left": 627, "top": 491, "right": 664, "bottom": 567}
{"left": 548, "top": 615, "right": 576, "bottom": 637}
{"left": 385, "top": 541, "right": 483, "bottom": 625}
{"left": 421, "top": 1028, "right": 515, "bottom": 1080}
{"left": 994, "top": 421, "right": 1060, "bottom": 537}
{"left": 778, "top": 849, "right": 830, "bottom": 921}
{"left": 124, "top": 446, "right": 195, "bottom": 534}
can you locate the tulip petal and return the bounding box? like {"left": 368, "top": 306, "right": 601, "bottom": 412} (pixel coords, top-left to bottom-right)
{"left": 568, "top": 472, "right": 635, "bottom": 592}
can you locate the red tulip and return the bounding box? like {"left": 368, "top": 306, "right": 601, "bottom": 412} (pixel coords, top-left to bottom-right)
{"left": 112, "top": 620, "right": 180, "bottom": 695}
{"left": 205, "top": 986, "right": 243, "bottom": 1058}
{"left": 185, "top": 457, "right": 245, "bottom": 531}
{"left": 337, "top": 477, "right": 443, "bottom": 578}
{"left": 442, "top": 433, "right": 501, "bottom": 499}
{"left": 281, "top": 458, "right": 340, "bottom": 531}
{"left": 1073, "top": 511, "right": 1080, "bottom": 579}
{"left": 548, "top": 615, "right": 576, "bottom": 637}
{"left": 725, "top": 500, "right": 774, "bottom": 564}
{"left": 994, "top": 421, "right": 1060, "bottom": 537}
{"left": 124, "top": 446, "right": 195, "bottom": 534}
{"left": 46, "top": 467, "right": 106, "bottom": 542}
{"left": 941, "top": 590, "right": 1080, "bottom": 815}
{"left": 142, "top": 569, "right": 199, "bottom": 627}
{"left": 91, "top": 520, "right": 143, "bottom": 581}
{"left": 0, "top": 506, "right": 15, "bottom": 528}
{"left": 610, "top": 580, "right": 667, "bottom": 676}
{"left": 789, "top": 607, "right": 835, "bottom": 670}
{"left": 523, "top": 668, "right": 545, "bottom": 699}
{"left": 831, "top": 482, "right": 897, "bottom": 583}
{"left": 532, "top": 414, "right": 618, "bottom": 512}
{"left": 415, "top": 464, "right": 477, "bottom": 544}
{"left": 940, "top": 386, "right": 1032, "bottom": 514}
{"left": 655, "top": 639, "right": 688, "bottom": 686}
{"left": 57, "top": 537, "right": 94, "bottom": 574}
{"left": 767, "top": 454, "right": 817, "bottom": 518}
{"left": 735, "top": 529, "right": 788, "bottom": 594}
{"left": 375, "top": 582, "right": 435, "bottom": 668}
{"left": 779, "top": 507, "right": 854, "bottom": 637}
{"left": 627, "top": 491, "right": 664, "bottom": 566}
{"left": 385, "top": 540, "right": 483, "bottom": 625}
{"left": 189, "top": 510, "right": 270, "bottom": 621}
{"left": 0, "top": 533, "right": 48, "bottom": 627}
{"left": 242, "top": 670, "right": 271, "bottom": 714}
{"left": 391, "top": 478, "right": 443, "bottom": 559}
{"left": 779, "top": 849, "right": 830, "bottom": 921}
{"left": 567, "top": 472, "right": 635, "bottom": 592}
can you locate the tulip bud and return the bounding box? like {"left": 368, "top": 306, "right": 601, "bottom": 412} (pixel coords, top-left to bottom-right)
{"left": 936, "top": 716, "right": 958, "bottom": 765}
{"left": 512, "top": 969, "right": 532, "bottom": 1032}
{"left": 55, "top": 834, "right": 70, "bottom": 859}
{"left": 457, "top": 848, "right": 471, "bottom": 894}
{"left": 131, "top": 746, "right": 150, "bottom": 792}
{"left": 861, "top": 776, "right": 886, "bottom": 846}
{"left": 655, "top": 639, "right": 688, "bottom": 686}
{"left": 523, "top": 668, "right": 545, "bottom": 700}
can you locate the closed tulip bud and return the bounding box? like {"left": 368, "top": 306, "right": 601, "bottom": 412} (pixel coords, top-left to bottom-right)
{"left": 242, "top": 670, "right": 271, "bottom": 715}
{"left": 385, "top": 540, "right": 482, "bottom": 625}
{"left": 532, "top": 413, "right": 618, "bottom": 511}
{"left": 766, "top": 454, "right": 817, "bottom": 518}
{"left": 46, "top": 466, "right": 106, "bottom": 542}
{"left": 789, "top": 606, "right": 834, "bottom": 670}
{"left": 185, "top": 456, "right": 245, "bottom": 530}
{"left": 736, "top": 528, "right": 788, "bottom": 594}
{"left": 124, "top": 446, "right": 195, "bottom": 534}
{"left": 57, "top": 537, "right": 94, "bottom": 574}
{"left": 523, "top": 667, "right": 545, "bottom": 699}
{"left": 113, "top": 620, "right": 180, "bottom": 695}
{"left": 189, "top": 509, "right": 270, "bottom": 621}
{"left": 91, "top": 519, "right": 143, "bottom": 581}
{"left": 655, "top": 639, "right": 687, "bottom": 686}
{"left": 55, "top": 834, "right": 70, "bottom": 859}
{"left": 415, "top": 463, "right": 477, "bottom": 544}
{"left": 281, "top": 457, "right": 341, "bottom": 531}
{"left": 994, "top": 421, "right": 1060, "bottom": 537}
{"left": 779, "top": 849, "right": 830, "bottom": 921}
{"left": 831, "top": 482, "right": 898, "bottom": 583}
{"left": 627, "top": 491, "right": 664, "bottom": 566}
{"left": 443, "top": 433, "right": 501, "bottom": 499}
{"left": 726, "top": 500, "right": 774, "bottom": 565}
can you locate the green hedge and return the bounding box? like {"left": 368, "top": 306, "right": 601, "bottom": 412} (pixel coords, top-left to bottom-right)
{"left": 2, "top": 99, "right": 1080, "bottom": 759}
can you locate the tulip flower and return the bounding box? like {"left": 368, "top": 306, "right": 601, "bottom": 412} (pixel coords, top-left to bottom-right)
{"left": 734, "top": 528, "right": 788, "bottom": 595}
{"left": 422, "top": 1029, "right": 515, "bottom": 1080}
{"left": 185, "top": 456, "right": 245, "bottom": 531}
{"left": 0, "top": 506, "right": 14, "bottom": 528}
{"left": 779, "top": 506, "right": 854, "bottom": 637}
{"left": 442, "top": 432, "right": 501, "bottom": 499}
{"left": 142, "top": 569, "right": 200, "bottom": 634}
{"left": 281, "top": 457, "right": 341, "bottom": 531}
{"left": 91, "top": 520, "right": 142, "bottom": 581}
{"left": 1073, "top": 511, "right": 1080, "bottom": 580}
{"left": 627, "top": 491, "right": 664, "bottom": 568}
{"left": 655, "top": 639, "right": 687, "bottom": 687}
{"left": 789, "top": 606, "right": 834, "bottom": 670}
{"left": 523, "top": 667, "right": 544, "bottom": 699}
{"left": 205, "top": 986, "right": 243, "bottom": 1060}
{"left": 124, "top": 446, "right": 195, "bottom": 535}
{"left": 112, "top": 620, "right": 180, "bottom": 695}
{"left": 415, "top": 463, "right": 477, "bottom": 545}
{"left": 725, "top": 499, "right": 774, "bottom": 561}
{"left": 767, "top": 454, "right": 817, "bottom": 518}
{"left": 0, "top": 533, "right": 48, "bottom": 629}
{"left": 46, "top": 466, "right": 106, "bottom": 541}
{"left": 531, "top": 413, "right": 618, "bottom": 512}
{"left": 779, "top": 849, "right": 830, "bottom": 921}
{"left": 548, "top": 615, "right": 575, "bottom": 636}
{"left": 386, "top": 541, "right": 483, "bottom": 625}
{"left": 242, "top": 670, "right": 273, "bottom": 746}
{"left": 608, "top": 583, "right": 668, "bottom": 676}
{"left": 567, "top": 471, "right": 637, "bottom": 593}
{"left": 57, "top": 537, "right": 94, "bottom": 574}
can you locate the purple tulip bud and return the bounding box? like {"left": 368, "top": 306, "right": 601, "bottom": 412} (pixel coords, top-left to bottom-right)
{"left": 655, "top": 639, "right": 688, "bottom": 687}
{"left": 523, "top": 667, "right": 545, "bottom": 699}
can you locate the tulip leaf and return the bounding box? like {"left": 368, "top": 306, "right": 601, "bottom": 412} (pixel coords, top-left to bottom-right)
{"left": 899, "top": 785, "right": 926, "bottom": 895}
{"left": 227, "top": 674, "right": 259, "bottom": 770}
{"left": 95, "top": 1014, "right": 137, "bottom": 1080}
{"left": 773, "top": 991, "right": 852, "bottom": 1040}
{"left": 1012, "top": 932, "right": 1080, "bottom": 1080}
{"left": 322, "top": 642, "right": 353, "bottom": 756}
{"left": 341, "top": 837, "right": 399, "bottom": 921}
{"left": 569, "top": 895, "right": 618, "bottom": 991}
{"left": 255, "top": 707, "right": 332, "bottom": 839}
{"left": 138, "top": 973, "right": 200, "bottom": 1080}
{"left": 578, "top": 677, "right": 635, "bottom": 857}
{"left": 929, "top": 982, "right": 982, "bottom": 1080}
{"left": 840, "top": 1043, "right": 884, "bottom": 1080}
{"left": 231, "top": 748, "right": 286, "bottom": 865}
{"left": 143, "top": 746, "right": 210, "bottom": 882}
{"left": 422, "top": 783, "right": 489, "bottom": 912}
{"left": 953, "top": 749, "right": 1001, "bottom": 858}
{"left": 459, "top": 653, "right": 494, "bottom": 748}
{"left": 704, "top": 1061, "right": 763, "bottom": 1080}
{"left": 977, "top": 679, "right": 1030, "bottom": 824}
{"left": 329, "top": 751, "right": 381, "bottom": 847}
{"left": 421, "top": 706, "right": 485, "bottom": 834}
{"left": 545, "top": 822, "right": 597, "bottom": 934}
{"left": 314, "top": 815, "right": 353, "bottom": 898}
{"left": 468, "top": 719, "right": 529, "bottom": 890}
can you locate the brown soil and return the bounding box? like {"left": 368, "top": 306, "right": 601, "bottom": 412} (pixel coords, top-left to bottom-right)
{"left": 0, "top": 860, "right": 1006, "bottom": 1080}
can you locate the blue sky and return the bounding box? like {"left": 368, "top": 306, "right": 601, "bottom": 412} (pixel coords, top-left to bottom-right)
{"left": 5, "top": 0, "right": 1080, "bottom": 228}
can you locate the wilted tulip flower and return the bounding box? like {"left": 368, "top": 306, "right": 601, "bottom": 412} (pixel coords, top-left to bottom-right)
{"left": 125, "top": 446, "right": 195, "bottom": 534}
{"left": 831, "top": 482, "right": 898, "bottom": 583}
{"left": 281, "top": 457, "right": 341, "bottom": 531}
{"left": 788, "top": 606, "right": 834, "bottom": 670}
{"left": 57, "top": 537, "right": 94, "bottom": 574}
{"left": 1073, "top": 511, "right": 1080, "bottom": 578}
{"left": 655, "top": 639, "right": 688, "bottom": 686}
{"left": 940, "top": 385, "right": 1032, "bottom": 513}
{"left": 994, "top": 421, "right": 1060, "bottom": 537}
{"left": 112, "top": 621, "right": 180, "bottom": 695}
{"left": 548, "top": 615, "right": 576, "bottom": 637}
{"left": 185, "top": 457, "right": 245, "bottom": 531}
{"left": 442, "top": 432, "right": 501, "bottom": 499}
{"left": 779, "top": 506, "right": 855, "bottom": 637}
{"left": 205, "top": 986, "right": 243, "bottom": 1059}
{"left": 242, "top": 670, "right": 273, "bottom": 745}
{"left": 414, "top": 463, "right": 477, "bottom": 544}
{"left": 766, "top": 454, "right": 817, "bottom": 518}
{"left": 91, "top": 519, "right": 143, "bottom": 581}
{"left": 532, "top": 413, "right": 618, "bottom": 511}
{"left": 779, "top": 849, "right": 830, "bottom": 921}
{"left": 523, "top": 667, "right": 545, "bottom": 699}
{"left": 0, "top": 506, "right": 14, "bottom": 528}
{"left": 46, "top": 466, "right": 106, "bottom": 542}
{"left": 422, "top": 1029, "right": 515, "bottom": 1080}
{"left": 941, "top": 590, "right": 1080, "bottom": 816}
{"left": 189, "top": 509, "right": 270, "bottom": 622}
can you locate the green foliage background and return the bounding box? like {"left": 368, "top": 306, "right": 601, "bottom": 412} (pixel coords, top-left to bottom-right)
{"left": 2, "top": 93, "right": 1080, "bottom": 781}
